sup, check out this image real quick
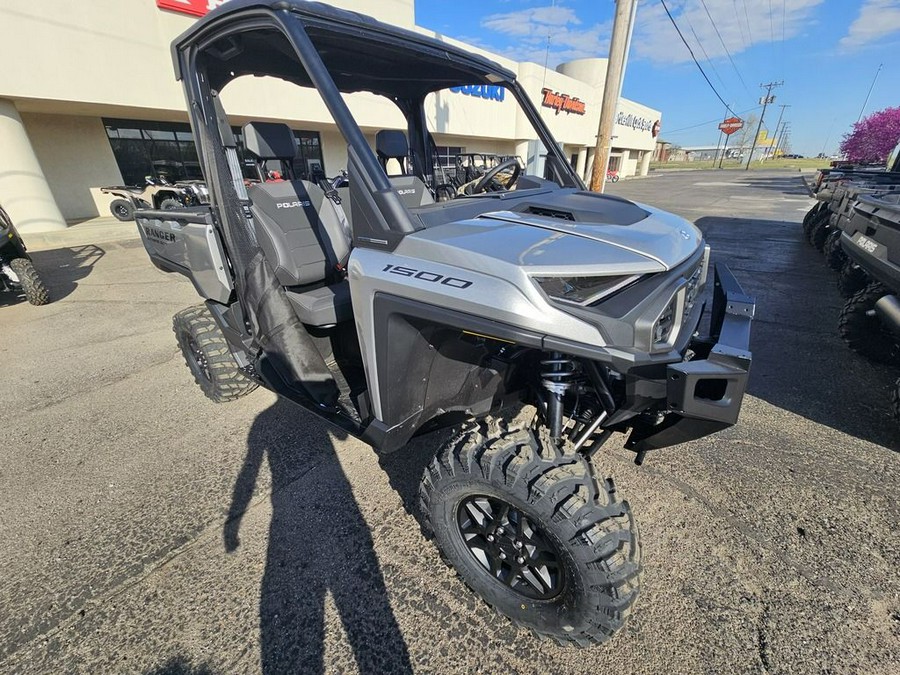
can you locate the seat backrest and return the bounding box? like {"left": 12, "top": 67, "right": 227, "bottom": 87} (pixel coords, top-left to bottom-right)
{"left": 248, "top": 180, "right": 350, "bottom": 288}
{"left": 243, "top": 121, "right": 297, "bottom": 165}
{"left": 242, "top": 121, "right": 350, "bottom": 288}
{"left": 375, "top": 130, "right": 435, "bottom": 208}
{"left": 375, "top": 130, "right": 409, "bottom": 175}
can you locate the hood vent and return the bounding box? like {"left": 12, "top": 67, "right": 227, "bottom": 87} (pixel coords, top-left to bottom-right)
{"left": 526, "top": 206, "right": 576, "bottom": 221}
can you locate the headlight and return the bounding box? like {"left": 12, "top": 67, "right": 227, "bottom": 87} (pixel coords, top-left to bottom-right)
{"left": 533, "top": 275, "right": 639, "bottom": 306}
{"left": 652, "top": 256, "right": 706, "bottom": 349}
{"left": 653, "top": 295, "right": 678, "bottom": 345}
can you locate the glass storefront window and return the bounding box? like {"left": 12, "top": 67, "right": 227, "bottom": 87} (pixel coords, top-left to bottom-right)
{"left": 103, "top": 118, "right": 325, "bottom": 185}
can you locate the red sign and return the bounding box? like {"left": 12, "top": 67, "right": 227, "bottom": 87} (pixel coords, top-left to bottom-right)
{"left": 718, "top": 117, "right": 744, "bottom": 135}
{"left": 541, "top": 89, "right": 587, "bottom": 116}
{"left": 156, "top": 0, "right": 224, "bottom": 17}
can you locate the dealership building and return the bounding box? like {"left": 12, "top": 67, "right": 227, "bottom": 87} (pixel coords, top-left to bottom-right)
{"left": 0, "top": 0, "right": 663, "bottom": 233}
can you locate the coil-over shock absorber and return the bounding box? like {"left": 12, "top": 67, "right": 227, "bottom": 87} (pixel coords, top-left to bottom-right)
{"left": 541, "top": 351, "right": 576, "bottom": 441}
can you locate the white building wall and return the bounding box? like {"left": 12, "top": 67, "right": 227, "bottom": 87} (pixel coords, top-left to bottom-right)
{"left": 0, "top": 0, "right": 662, "bottom": 227}
{"left": 22, "top": 114, "right": 123, "bottom": 221}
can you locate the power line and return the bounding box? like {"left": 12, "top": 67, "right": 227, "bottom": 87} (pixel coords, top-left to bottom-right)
{"left": 659, "top": 0, "right": 737, "bottom": 116}
{"left": 699, "top": 0, "right": 750, "bottom": 96}
{"left": 741, "top": 0, "right": 753, "bottom": 45}
{"left": 685, "top": 16, "right": 730, "bottom": 96}
{"left": 732, "top": 0, "right": 748, "bottom": 49}
{"left": 663, "top": 105, "right": 762, "bottom": 135}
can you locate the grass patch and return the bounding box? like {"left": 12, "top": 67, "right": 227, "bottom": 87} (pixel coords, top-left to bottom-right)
{"left": 650, "top": 158, "right": 827, "bottom": 171}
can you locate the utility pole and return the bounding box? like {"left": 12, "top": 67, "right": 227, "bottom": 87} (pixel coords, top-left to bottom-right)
{"left": 768, "top": 104, "right": 790, "bottom": 160}
{"left": 745, "top": 81, "right": 782, "bottom": 170}
{"left": 773, "top": 118, "right": 791, "bottom": 159}
{"left": 590, "top": 0, "right": 637, "bottom": 192}
{"left": 857, "top": 63, "right": 883, "bottom": 124}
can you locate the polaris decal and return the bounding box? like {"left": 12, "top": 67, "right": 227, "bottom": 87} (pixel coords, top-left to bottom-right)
{"left": 855, "top": 235, "right": 879, "bottom": 254}
{"left": 382, "top": 264, "right": 473, "bottom": 289}
{"left": 276, "top": 200, "right": 312, "bottom": 209}
{"left": 142, "top": 225, "right": 176, "bottom": 243}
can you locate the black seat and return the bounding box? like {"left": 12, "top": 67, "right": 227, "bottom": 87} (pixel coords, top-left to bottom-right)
{"left": 375, "top": 130, "right": 435, "bottom": 208}
{"left": 243, "top": 121, "right": 352, "bottom": 326}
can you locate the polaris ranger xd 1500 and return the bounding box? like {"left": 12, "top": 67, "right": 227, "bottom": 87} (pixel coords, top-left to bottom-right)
{"left": 136, "top": 0, "right": 754, "bottom": 645}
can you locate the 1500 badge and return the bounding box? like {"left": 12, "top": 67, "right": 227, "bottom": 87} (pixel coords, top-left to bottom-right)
{"left": 382, "top": 264, "right": 473, "bottom": 288}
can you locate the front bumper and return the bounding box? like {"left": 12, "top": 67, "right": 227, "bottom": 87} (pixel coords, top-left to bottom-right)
{"left": 625, "top": 264, "right": 754, "bottom": 452}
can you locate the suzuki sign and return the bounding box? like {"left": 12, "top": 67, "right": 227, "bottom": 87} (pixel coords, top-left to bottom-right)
{"left": 156, "top": 0, "right": 228, "bottom": 17}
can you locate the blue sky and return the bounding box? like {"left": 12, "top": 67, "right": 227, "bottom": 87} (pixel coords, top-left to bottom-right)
{"left": 415, "top": 0, "right": 899, "bottom": 156}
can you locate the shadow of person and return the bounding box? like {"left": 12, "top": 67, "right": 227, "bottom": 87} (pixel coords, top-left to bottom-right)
{"left": 224, "top": 399, "right": 413, "bottom": 674}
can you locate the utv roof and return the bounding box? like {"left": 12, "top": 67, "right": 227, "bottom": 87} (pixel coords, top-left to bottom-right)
{"left": 172, "top": 0, "right": 518, "bottom": 98}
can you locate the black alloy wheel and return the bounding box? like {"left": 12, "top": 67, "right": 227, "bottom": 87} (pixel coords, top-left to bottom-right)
{"left": 172, "top": 304, "right": 258, "bottom": 403}
{"left": 185, "top": 334, "right": 211, "bottom": 382}
{"left": 457, "top": 495, "right": 564, "bottom": 601}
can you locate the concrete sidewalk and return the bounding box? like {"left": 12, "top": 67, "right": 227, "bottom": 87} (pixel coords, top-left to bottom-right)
{"left": 25, "top": 216, "right": 140, "bottom": 251}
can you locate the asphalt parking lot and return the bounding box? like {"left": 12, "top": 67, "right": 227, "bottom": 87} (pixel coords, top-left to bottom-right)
{"left": 2, "top": 170, "right": 898, "bottom": 674}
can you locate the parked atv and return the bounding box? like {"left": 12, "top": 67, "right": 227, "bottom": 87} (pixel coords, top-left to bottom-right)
{"left": 101, "top": 176, "right": 210, "bottom": 221}
{"left": 135, "top": 0, "right": 754, "bottom": 645}
{"left": 0, "top": 204, "right": 49, "bottom": 305}
{"left": 837, "top": 191, "right": 900, "bottom": 418}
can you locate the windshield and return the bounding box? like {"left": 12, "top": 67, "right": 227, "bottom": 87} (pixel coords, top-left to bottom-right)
{"left": 422, "top": 85, "right": 577, "bottom": 201}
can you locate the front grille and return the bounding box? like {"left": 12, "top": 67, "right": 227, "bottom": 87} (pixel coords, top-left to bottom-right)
{"left": 683, "top": 264, "right": 703, "bottom": 321}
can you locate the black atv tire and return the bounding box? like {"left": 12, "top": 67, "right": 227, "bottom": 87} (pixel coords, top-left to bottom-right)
{"left": 10, "top": 258, "right": 49, "bottom": 306}
{"left": 159, "top": 198, "right": 182, "bottom": 210}
{"left": 838, "top": 283, "right": 900, "bottom": 364}
{"left": 109, "top": 199, "right": 135, "bottom": 221}
{"left": 837, "top": 261, "right": 869, "bottom": 299}
{"left": 173, "top": 304, "right": 258, "bottom": 402}
{"left": 420, "top": 419, "right": 641, "bottom": 646}
{"left": 803, "top": 205, "right": 826, "bottom": 242}
{"left": 810, "top": 219, "right": 831, "bottom": 251}
{"left": 824, "top": 230, "right": 847, "bottom": 271}
{"left": 801, "top": 204, "right": 818, "bottom": 229}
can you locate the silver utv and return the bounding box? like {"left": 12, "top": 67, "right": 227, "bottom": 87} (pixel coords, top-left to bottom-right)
{"left": 135, "top": 0, "right": 754, "bottom": 646}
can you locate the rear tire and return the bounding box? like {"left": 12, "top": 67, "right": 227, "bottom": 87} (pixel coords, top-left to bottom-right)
{"left": 838, "top": 283, "right": 900, "bottom": 364}
{"left": 419, "top": 419, "right": 641, "bottom": 646}
{"left": 109, "top": 199, "right": 135, "bottom": 222}
{"left": 9, "top": 258, "right": 49, "bottom": 306}
{"left": 825, "top": 230, "right": 847, "bottom": 271}
{"left": 173, "top": 304, "right": 258, "bottom": 402}
{"left": 837, "top": 261, "right": 869, "bottom": 299}
{"left": 159, "top": 198, "right": 182, "bottom": 210}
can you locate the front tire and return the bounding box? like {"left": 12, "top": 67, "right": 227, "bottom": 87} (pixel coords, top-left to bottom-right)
{"left": 838, "top": 283, "right": 900, "bottom": 364}
{"left": 10, "top": 258, "right": 49, "bottom": 305}
{"left": 419, "top": 419, "right": 641, "bottom": 646}
{"left": 810, "top": 219, "right": 831, "bottom": 251}
{"left": 109, "top": 199, "right": 135, "bottom": 222}
{"left": 173, "top": 304, "right": 258, "bottom": 402}
{"left": 824, "top": 230, "right": 847, "bottom": 271}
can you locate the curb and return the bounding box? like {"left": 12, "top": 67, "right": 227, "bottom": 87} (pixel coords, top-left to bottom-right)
{"left": 23, "top": 219, "right": 140, "bottom": 252}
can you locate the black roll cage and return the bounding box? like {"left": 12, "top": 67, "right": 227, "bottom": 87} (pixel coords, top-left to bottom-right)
{"left": 173, "top": 1, "right": 584, "bottom": 253}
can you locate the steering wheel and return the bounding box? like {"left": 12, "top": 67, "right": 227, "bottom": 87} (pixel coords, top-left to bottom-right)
{"left": 472, "top": 158, "right": 521, "bottom": 194}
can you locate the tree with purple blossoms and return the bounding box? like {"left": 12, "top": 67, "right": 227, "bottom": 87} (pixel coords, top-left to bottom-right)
{"left": 840, "top": 107, "right": 900, "bottom": 163}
